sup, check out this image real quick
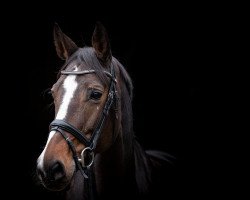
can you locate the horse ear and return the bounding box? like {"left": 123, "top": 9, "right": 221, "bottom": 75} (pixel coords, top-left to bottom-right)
{"left": 53, "top": 23, "right": 78, "bottom": 60}
{"left": 92, "top": 22, "right": 112, "bottom": 66}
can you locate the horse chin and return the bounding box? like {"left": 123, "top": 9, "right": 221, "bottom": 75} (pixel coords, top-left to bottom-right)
{"left": 42, "top": 177, "right": 71, "bottom": 192}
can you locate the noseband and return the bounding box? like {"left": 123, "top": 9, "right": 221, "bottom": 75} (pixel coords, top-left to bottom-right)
{"left": 50, "top": 64, "right": 117, "bottom": 180}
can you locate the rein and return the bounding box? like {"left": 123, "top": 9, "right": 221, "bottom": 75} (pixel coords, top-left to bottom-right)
{"left": 49, "top": 64, "right": 117, "bottom": 199}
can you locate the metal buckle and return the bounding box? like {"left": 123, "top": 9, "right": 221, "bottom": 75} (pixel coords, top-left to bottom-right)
{"left": 78, "top": 147, "right": 94, "bottom": 168}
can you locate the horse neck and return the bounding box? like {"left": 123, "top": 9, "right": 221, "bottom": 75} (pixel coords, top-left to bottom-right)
{"left": 94, "top": 134, "right": 154, "bottom": 199}
{"left": 93, "top": 133, "right": 136, "bottom": 198}
{"left": 93, "top": 136, "right": 154, "bottom": 199}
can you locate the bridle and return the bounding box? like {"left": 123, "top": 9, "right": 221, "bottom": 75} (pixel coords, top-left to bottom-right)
{"left": 49, "top": 64, "right": 117, "bottom": 199}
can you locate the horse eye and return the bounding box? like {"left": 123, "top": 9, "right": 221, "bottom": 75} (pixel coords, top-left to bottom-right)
{"left": 44, "top": 88, "right": 54, "bottom": 100}
{"left": 90, "top": 90, "right": 102, "bottom": 100}
{"left": 49, "top": 89, "right": 55, "bottom": 98}
{"left": 48, "top": 90, "right": 53, "bottom": 96}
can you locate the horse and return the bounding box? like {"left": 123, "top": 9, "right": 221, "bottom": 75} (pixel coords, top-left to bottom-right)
{"left": 36, "top": 22, "right": 174, "bottom": 200}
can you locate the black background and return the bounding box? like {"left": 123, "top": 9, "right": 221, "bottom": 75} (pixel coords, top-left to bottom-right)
{"left": 0, "top": 2, "right": 244, "bottom": 199}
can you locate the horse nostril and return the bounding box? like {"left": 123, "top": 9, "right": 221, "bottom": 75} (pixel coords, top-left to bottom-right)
{"left": 49, "top": 161, "right": 66, "bottom": 181}
{"left": 37, "top": 167, "right": 46, "bottom": 180}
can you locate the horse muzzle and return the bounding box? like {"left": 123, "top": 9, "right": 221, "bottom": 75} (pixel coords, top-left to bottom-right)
{"left": 37, "top": 160, "right": 70, "bottom": 191}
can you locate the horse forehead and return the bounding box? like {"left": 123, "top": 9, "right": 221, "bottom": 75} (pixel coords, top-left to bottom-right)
{"left": 62, "top": 65, "right": 79, "bottom": 94}
{"left": 76, "top": 75, "right": 103, "bottom": 87}
{"left": 55, "top": 64, "right": 105, "bottom": 93}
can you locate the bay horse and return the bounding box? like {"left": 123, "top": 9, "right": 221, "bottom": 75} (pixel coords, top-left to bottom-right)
{"left": 36, "top": 22, "right": 173, "bottom": 200}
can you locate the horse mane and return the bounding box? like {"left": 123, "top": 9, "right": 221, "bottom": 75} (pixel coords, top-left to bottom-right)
{"left": 112, "top": 53, "right": 155, "bottom": 195}
{"left": 113, "top": 55, "right": 175, "bottom": 196}
{"left": 111, "top": 58, "right": 134, "bottom": 152}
